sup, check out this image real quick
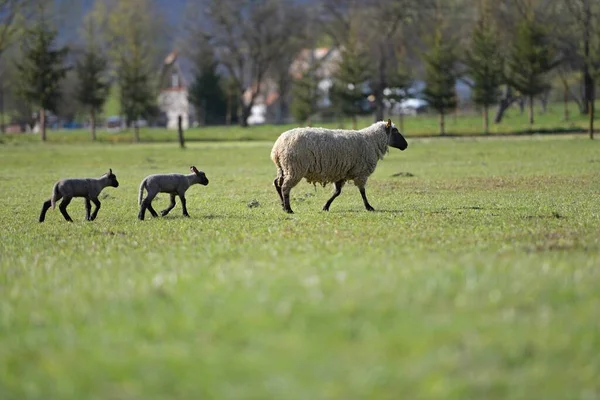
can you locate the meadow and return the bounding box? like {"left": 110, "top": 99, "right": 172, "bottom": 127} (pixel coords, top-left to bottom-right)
{"left": 0, "top": 127, "right": 599, "bottom": 399}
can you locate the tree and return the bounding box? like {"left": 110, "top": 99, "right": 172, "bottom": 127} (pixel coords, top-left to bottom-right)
{"left": 421, "top": 29, "right": 458, "bottom": 136}
{"left": 331, "top": 23, "right": 372, "bottom": 129}
{"left": 505, "top": 16, "right": 557, "bottom": 126}
{"left": 188, "top": 44, "right": 227, "bottom": 126}
{"left": 464, "top": 5, "right": 503, "bottom": 134}
{"left": 75, "top": 17, "right": 110, "bottom": 141}
{"left": 190, "top": 0, "right": 300, "bottom": 127}
{"left": 382, "top": 64, "right": 412, "bottom": 132}
{"left": 89, "top": 0, "right": 164, "bottom": 141}
{"left": 15, "top": 8, "right": 69, "bottom": 141}
{"left": 119, "top": 56, "right": 156, "bottom": 142}
{"left": 291, "top": 61, "right": 320, "bottom": 125}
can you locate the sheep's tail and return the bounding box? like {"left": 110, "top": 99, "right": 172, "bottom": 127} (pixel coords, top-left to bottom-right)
{"left": 50, "top": 183, "right": 60, "bottom": 209}
{"left": 138, "top": 180, "right": 146, "bottom": 206}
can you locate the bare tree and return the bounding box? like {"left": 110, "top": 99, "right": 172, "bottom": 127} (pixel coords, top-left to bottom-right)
{"left": 190, "top": 0, "right": 303, "bottom": 127}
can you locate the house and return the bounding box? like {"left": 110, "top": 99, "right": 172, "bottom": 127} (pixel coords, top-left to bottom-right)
{"left": 158, "top": 51, "right": 191, "bottom": 130}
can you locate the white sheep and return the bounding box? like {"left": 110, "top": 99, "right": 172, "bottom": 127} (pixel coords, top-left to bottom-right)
{"left": 137, "top": 166, "right": 209, "bottom": 220}
{"left": 39, "top": 169, "right": 120, "bottom": 222}
{"left": 270, "top": 119, "right": 407, "bottom": 213}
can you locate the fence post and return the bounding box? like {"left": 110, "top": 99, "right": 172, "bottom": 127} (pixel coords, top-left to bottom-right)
{"left": 178, "top": 115, "right": 185, "bottom": 148}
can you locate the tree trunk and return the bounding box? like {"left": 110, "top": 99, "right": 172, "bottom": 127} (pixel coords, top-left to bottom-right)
{"left": 519, "top": 97, "right": 525, "bottom": 114}
{"left": 0, "top": 82, "right": 4, "bottom": 134}
{"left": 590, "top": 100, "right": 595, "bottom": 140}
{"left": 352, "top": 115, "right": 357, "bottom": 130}
{"left": 178, "top": 114, "right": 185, "bottom": 148}
{"left": 529, "top": 95, "right": 534, "bottom": 126}
{"left": 563, "top": 84, "right": 569, "bottom": 122}
{"left": 440, "top": 110, "right": 445, "bottom": 136}
{"left": 90, "top": 108, "right": 96, "bottom": 141}
{"left": 40, "top": 108, "right": 46, "bottom": 142}
{"left": 226, "top": 91, "right": 232, "bottom": 126}
{"left": 483, "top": 105, "right": 489, "bottom": 134}
{"left": 133, "top": 120, "right": 139, "bottom": 142}
{"left": 494, "top": 85, "right": 517, "bottom": 123}
{"left": 240, "top": 104, "right": 251, "bottom": 127}
{"left": 582, "top": 0, "right": 592, "bottom": 115}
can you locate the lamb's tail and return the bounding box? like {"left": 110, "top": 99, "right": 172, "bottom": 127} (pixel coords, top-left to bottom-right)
{"left": 138, "top": 180, "right": 146, "bottom": 205}
{"left": 50, "top": 183, "right": 60, "bottom": 209}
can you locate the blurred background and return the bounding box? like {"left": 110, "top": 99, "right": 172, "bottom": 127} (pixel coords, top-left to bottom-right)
{"left": 0, "top": 0, "right": 598, "bottom": 140}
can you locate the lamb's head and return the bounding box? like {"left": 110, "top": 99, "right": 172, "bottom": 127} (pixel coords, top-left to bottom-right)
{"left": 190, "top": 166, "right": 209, "bottom": 186}
{"left": 384, "top": 119, "right": 408, "bottom": 151}
{"left": 105, "top": 168, "right": 119, "bottom": 187}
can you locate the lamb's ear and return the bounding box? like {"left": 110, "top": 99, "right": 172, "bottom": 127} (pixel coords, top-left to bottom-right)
{"left": 190, "top": 166, "right": 199, "bottom": 174}
{"left": 109, "top": 168, "right": 112, "bottom": 175}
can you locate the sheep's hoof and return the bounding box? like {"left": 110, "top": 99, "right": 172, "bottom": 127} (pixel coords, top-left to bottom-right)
{"left": 322, "top": 206, "right": 330, "bottom": 211}
{"left": 183, "top": 213, "right": 190, "bottom": 218}
{"left": 160, "top": 210, "right": 169, "bottom": 217}
{"left": 284, "top": 209, "right": 294, "bottom": 214}
{"left": 366, "top": 206, "right": 375, "bottom": 212}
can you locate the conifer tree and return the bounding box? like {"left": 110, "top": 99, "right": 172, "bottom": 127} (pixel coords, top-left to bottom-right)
{"left": 76, "top": 18, "right": 110, "bottom": 141}
{"left": 119, "top": 56, "right": 156, "bottom": 142}
{"left": 188, "top": 49, "right": 227, "bottom": 126}
{"left": 291, "top": 62, "right": 319, "bottom": 125}
{"left": 421, "top": 29, "right": 457, "bottom": 136}
{"left": 331, "top": 30, "right": 372, "bottom": 129}
{"left": 464, "top": 5, "right": 503, "bottom": 134}
{"left": 15, "top": 9, "right": 69, "bottom": 142}
{"left": 505, "top": 16, "right": 556, "bottom": 126}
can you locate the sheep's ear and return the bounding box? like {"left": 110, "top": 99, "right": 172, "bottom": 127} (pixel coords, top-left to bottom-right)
{"left": 386, "top": 119, "right": 392, "bottom": 129}
{"left": 109, "top": 168, "right": 112, "bottom": 175}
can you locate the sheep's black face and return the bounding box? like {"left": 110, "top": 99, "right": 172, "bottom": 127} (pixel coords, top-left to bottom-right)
{"left": 191, "top": 166, "right": 209, "bottom": 186}
{"left": 385, "top": 121, "right": 408, "bottom": 151}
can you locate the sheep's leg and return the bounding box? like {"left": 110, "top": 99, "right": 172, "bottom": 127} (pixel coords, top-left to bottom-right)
{"left": 59, "top": 197, "right": 74, "bottom": 222}
{"left": 39, "top": 199, "right": 52, "bottom": 222}
{"left": 354, "top": 178, "right": 374, "bottom": 211}
{"left": 273, "top": 177, "right": 284, "bottom": 207}
{"left": 161, "top": 194, "right": 177, "bottom": 217}
{"left": 85, "top": 198, "right": 92, "bottom": 221}
{"left": 179, "top": 194, "right": 190, "bottom": 217}
{"left": 281, "top": 176, "right": 301, "bottom": 214}
{"left": 322, "top": 180, "right": 346, "bottom": 211}
{"left": 358, "top": 187, "right": 375, "bottom": 211}
{"left": 138, "top": 191, "right": 158, "bottom": 220}
{"left": 90, "top": 198, "right": 101, "bottom": 221}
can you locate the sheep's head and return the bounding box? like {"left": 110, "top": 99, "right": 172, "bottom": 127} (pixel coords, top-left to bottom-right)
{"left": 385, "top": 119, "right": 408, "bottom": 151}
{"left": 106, "top": 168, "right": 119, "bottom": 187}
{"left": 190, "top": 166, "right": 209, "bottom": 186}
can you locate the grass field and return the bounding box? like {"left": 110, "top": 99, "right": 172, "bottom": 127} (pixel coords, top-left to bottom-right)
{"left": 1, "top": 132, "right": 599, "bottom": 399}
{"left": 0, "top": 102, "right": 594, "bottom": 145}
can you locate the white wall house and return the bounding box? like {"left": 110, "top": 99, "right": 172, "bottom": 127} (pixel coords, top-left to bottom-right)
{"left": 158, "top": 51, "right": 190, "bottom": 130}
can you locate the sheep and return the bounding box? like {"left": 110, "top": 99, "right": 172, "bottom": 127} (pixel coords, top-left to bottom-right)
{"left": 39, "top": 169, "right": 120, "bottom": 222}
{"left": 137, "top": 166, "right": 209, "bottom": 220}
{"left": 271, "top": 119, "right": 408, "bottom": 213}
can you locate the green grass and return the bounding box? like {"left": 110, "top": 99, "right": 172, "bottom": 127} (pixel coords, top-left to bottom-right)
{"left": 0, "top": 102, "right": 594, "bottom": 145}
{"left": 1, "top": 134, "right": 599, "bottom": 399}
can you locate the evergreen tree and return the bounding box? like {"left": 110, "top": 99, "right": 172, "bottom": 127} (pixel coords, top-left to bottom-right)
{"left": 505, "top": 17, "right": 556, "bottom": 126}
{"left": 331, "top": 33, "right": 372, "bottom": 129}
{"left": 291, "top": 63, "right": 319, "bottom": 125}
{"left": 119, "top": 56, "right": 156, "bottom": 142}
{"left": 381, "top": 65, "right": 411, "bottom": 132}
{"left": 464, "top": 11, "right": 503, "bottom": 134}
{"left": 15, "top": 11, "right": 69, "bottom": 141}
{"left": 188, "top": 50, "right": 227, "bottom": 126}
{"left": 421, "top": 29, "right": 457, "bottom": 136}
{"left": 75, "top": 44, "right": 110, "bottom": 141}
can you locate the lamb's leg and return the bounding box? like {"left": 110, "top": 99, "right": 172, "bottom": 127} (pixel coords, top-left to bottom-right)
{"left": 90, "top": 198, "right": 101, "bottom": 221}
{"left": 138, "top": 191, "right": 157, "bottom": 220}
{"left": 179, "top": 194, "right": 190, "bottom": 217}
{"left": 322, "top": 180, "right": 346, "bottom": 211}
{"left": 39, "top": 199, "right": 52, "bottom": 222}
{"left": 85, "top": 198, "right": 92, "bottom": 221}
{"left": 281, "top": 176, "right": 301, "bottom": 214}
{"left": 161, "top": 194, "right": 176, "bottom": 217}
{"left": 59, "top": 197, "right": 74, "bottom": 222}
